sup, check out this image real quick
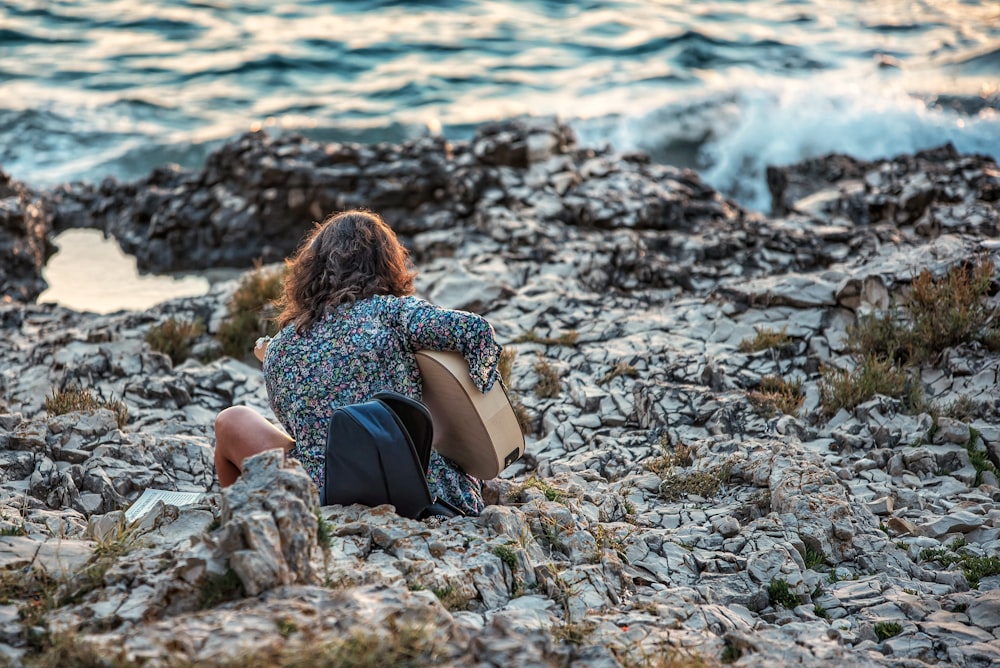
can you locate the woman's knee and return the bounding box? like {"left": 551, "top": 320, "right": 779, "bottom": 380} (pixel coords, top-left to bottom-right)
{"left": 214, "top": 406, "right": 259, "bottom": 445}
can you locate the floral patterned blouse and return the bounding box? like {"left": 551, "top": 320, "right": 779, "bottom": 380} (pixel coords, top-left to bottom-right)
{"left": 263, "top": 294, "right": 502, "bottom": 516}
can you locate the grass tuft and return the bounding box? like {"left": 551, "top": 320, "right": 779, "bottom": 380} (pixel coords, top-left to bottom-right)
{"left": 747, "top": 375, "right": 804, "bottom": 417}
{"left": 818, "top": 355, "right": 911, "bottom": 417}
{"left": 874, "top": 621, "right": 903, "bottom": 642}
{"left": 599, "top": 361, "right": 639, "bottom": 385}
{"left": 533, "top": 356, "right": 560, "bottom": 399}
{"left": 198, "top": 567, "right": 245, "bottom": 609}
{"left": 145, "top": 317, "right": 204, "bottom": 365}
{"left": 767, "top": 578, "right": 801, "bottom": 609}
{"left": 215, "top": 262, "right": 285, "bottom": 360}
{"left": 44, "top": 384, "right": 128, "bottom": 430}
{"left": 738, "top": 325, "right": 792, "bottom": 353}
{"left": 511, "top": 329, "right": 578, "bottom": 346}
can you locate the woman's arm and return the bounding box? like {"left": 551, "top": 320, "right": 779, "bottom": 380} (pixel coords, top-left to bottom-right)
{"left": 397, "top": 296, "right": 502, "bottom": 392}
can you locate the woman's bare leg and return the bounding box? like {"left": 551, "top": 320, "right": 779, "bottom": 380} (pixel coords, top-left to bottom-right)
{"left": 214, "top": 406, "right": 295, "bottom": 487}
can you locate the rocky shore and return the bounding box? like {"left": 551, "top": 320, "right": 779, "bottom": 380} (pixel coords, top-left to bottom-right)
{"left": 1, "top": 118, "right": 999, "bottom": 667}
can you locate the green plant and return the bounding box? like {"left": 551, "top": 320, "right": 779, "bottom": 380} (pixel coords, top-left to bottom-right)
{"left": 515, "top": 475, "right": 565, "bottom": 503}
{"left": 431, "top": 584, "right": 469, "bottom": 611}
{"left": 919, "top": 543, "right": 1000, "bottom": 589}
{"left": 511, "top": 329, "right": 578, "bottom": 346}
{"left": 738, "top": 325, "right": 792, "bottom": 353}
{"left": 813, "top": 603, "right": 830, "bottom": 619}
{"left": 874, "top": 621, "right": 903, "bottom": 641}
{"left": 720, "top": 641, "right": 743, "bottom": 665}
{"left": 533, "top": 356, "right": 560, "bottom": 399}
{"left": 44, "top": 384, "right": 129, "bottom": 430}
{"left": 492, "top": 545, "right": 518, "bottom": 570}
{"left": 658, "top": 460, "right": 733, "bottom": 502}
{"left": 315, "top": 510, "right": 333, "bottom": 550}
{"left": 747, "top": 375, "right": 804, "bottom": 417}
{"left": 803, "top": 546, "right": 827, "bottom": 570}
{"left": 215, "top": 263, "right": 286, "bottom": 360}
{"left": 276, "top": 617, "right": 298, "bottom": 638}
{"left": 965, "top": 427, "right": 999, "bottom": 486}
{"left": 818, "top": 355, "right": 910, "bottom": 417}
{"left": 767, "top": 578, "right": 801, "bottom": 609}
{"left": 599, "top": 361, "right": 639, "bottom": 385}
{"left": 145, "top": 317, "right": 204, "bottom": 365}
{"left": 0, "top": 524, "right": 26, "bottom": 537}
{"left": 198, "top": 567, "right": 245, "bottom": 609}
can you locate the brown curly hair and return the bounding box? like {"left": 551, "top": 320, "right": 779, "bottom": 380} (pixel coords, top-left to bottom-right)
{"left": 276, "top": 210, "right": 416, "bottom": 333}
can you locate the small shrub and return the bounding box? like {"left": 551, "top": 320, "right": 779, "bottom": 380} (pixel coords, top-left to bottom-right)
{"left": 720, "top": 641, "right": 743, "bottom": 665}
{"left": 874, "top": 621, "right": 903, "bottom": 641}
{"left": 44, "top": 385, "right": 128, "bottom": 430}
{"left": 906, "top": 257, "right": 994, "bottom": 361}
{"left": 431, "top": 584, "right": 469, "bottom": 611}
{"left": 813, "top": 603, "right": 830, "bottom": 619}
{"left": 645, "top": 442, "right": 693, "bottom": 477}
{"left": 198, "top": 567, "right": 245, "bottom": 609}
{"left": 315, "top": 510, "right": 333, "bottom": 550}
{"left": 216, "top": 263, "right": 285, "bottom": 360}
{"left": 818, "top": 355, "right": 910, "bottom": 416}
{"left": 965, "top": 428, "right": 999, "bottom": 486}
{"left": 145, "top": 317, "right": 204, "bottom": 365}
{"left": 533, "top": 356, "right": 560, "bottom": 399}
{"left": 599, "top": 361, "right": 639, "bottom": 385}
{"left": 747, "top": 375, "right": 804, "bottom": 417}
{"left": 276, "top": 617, "right": 298, "bottom": 638}
{"left": 803, "top": 546, "right": 827, "bottom": 570}
{"left": 738, "top": 325, "right": 792, "bottom": 353}
{"left": 659, "top": 460, "right": 732, "bottom": 502}
{"left": 767, "top": 578, "right": 801, "bottom": 609}
{"left": 516, "top": 475, "right": 565, "bottom": 503}
{"left": 492, "top": 545, "right": 518, "bottom": 570}
{"left": 944, "top": 395, "right": 978, "bottom": 421}
{"left": 919, "top": 542, "right": 1000, "bottom": 589}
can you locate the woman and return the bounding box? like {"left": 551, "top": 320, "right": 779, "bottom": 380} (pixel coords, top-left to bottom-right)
{"left": 214, "top": 209, "right": 501, "bottom": 516}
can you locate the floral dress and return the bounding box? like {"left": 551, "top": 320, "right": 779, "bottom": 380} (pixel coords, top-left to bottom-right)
{"left": 263, "top": 294, "right": 502, "bottom": 516}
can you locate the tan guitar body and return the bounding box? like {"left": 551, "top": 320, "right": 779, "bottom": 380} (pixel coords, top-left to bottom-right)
{"left": 415, "top": 350, "right": 525, "bottom": 480}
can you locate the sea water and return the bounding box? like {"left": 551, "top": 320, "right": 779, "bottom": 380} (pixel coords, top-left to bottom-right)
{"left": 2, "top": 0, "right": 998, "bottom": 311}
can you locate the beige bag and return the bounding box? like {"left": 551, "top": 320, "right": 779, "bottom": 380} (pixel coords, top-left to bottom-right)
{"left": 415, "top": 350, "right": 525, "bottom": 480}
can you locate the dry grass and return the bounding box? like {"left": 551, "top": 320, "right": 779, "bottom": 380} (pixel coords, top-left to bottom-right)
{"left": 737, "top": 325, "right": 792, "bottom": 353}
{"left": 848, "top": 257, "right": 995, "bottom": 366}
{"left": 533, "top": 356, "right": 561, "bottom": 399}
{"left": 599, "top": 361, "right": 639, "bottom": 385}
{"left": 215, "top": 263, "right": 286, "bottom": 360}
{"left": 511, "top": 328, "right": 579, "bottom": 346}
{"left": 44, "top": 385, "right": 128, "bottom": 430}
{"left": 818, "top": 356, "right": 913, "bottom": 417}
{"left": 747, "top": 375, "right": 804, "bottom": 417}
{"left": 145, "top": 317, "right": 204, "bottom": 365}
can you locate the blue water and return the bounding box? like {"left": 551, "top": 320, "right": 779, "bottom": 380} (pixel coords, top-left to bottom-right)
{"left": 2, "top": 0, "right": 999, "bottom": 211}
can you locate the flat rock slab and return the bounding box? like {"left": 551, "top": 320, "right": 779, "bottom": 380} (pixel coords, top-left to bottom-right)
{"left": 0, "top": 536, "right": 95, "bottom": 575}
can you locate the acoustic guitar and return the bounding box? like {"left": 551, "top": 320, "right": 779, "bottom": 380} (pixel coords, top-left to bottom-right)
{"left": 415, "top": 350, "right": 525, "bottom": 480}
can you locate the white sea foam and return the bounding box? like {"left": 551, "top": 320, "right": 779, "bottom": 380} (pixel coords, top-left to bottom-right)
{"left": 574, "top": 67, "right": 1000, "bottom": 212}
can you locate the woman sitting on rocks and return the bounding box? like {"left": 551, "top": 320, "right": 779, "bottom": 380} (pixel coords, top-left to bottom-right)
{"left": 213, "top": 209, "right": 501, "bottom": 516}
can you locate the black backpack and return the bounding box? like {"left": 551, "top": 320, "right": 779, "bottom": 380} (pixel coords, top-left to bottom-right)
{"left": 323, "top": 391, "right": 462, "bottom": 519}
